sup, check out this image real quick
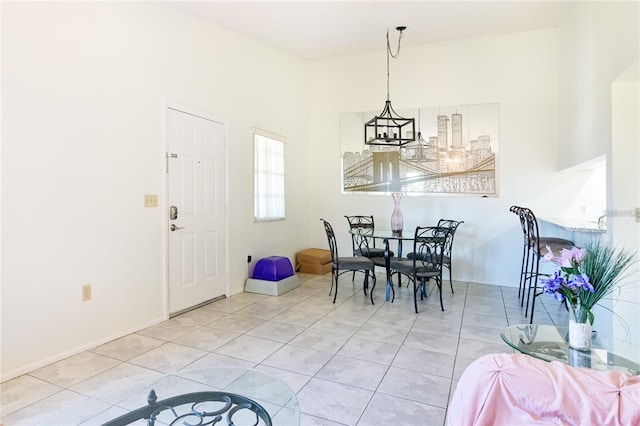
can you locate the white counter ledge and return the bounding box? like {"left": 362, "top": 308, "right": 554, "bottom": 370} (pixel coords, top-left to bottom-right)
{"left": 539, "top": 217, "right": 606, "bottom": 234}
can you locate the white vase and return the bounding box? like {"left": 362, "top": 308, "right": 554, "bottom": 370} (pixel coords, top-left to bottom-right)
{"left": 568, "top": 319, "right": 591, "bottom": 351}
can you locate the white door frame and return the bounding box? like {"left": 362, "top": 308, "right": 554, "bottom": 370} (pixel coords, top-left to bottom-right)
{"left": 162, "top": 100, "right": 230, "bottom": 319}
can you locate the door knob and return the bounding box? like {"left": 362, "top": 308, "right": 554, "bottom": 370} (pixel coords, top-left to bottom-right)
{"left": 170, "top": 224, "right": 185, "bottom": 231}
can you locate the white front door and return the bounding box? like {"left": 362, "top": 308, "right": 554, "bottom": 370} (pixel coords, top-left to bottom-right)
{"left": 167, "top": 107, "right": 226, "bottom": 314}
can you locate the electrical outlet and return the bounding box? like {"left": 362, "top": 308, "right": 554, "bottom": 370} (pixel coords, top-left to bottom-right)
{"left": 82, "top": 284, "right": 92, "bottom": 301}
{"left": 144, "top": 194, "right": 158, "bottom": 208}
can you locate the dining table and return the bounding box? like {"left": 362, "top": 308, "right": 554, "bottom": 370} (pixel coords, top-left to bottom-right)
{"left": 349, "top": 228, "right": 417, "bottom": 302}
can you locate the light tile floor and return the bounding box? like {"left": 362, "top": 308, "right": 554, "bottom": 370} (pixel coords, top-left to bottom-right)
{"left": 1, "top": 273, "right": 570, "bottom": 425}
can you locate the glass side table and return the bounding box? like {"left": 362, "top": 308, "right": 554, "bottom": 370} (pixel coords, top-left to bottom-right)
{"left": 39, "top": 368, "right": 299, "bottom": 425}
{"left": 501, "top": 324, "right": 640, "bottom": 375}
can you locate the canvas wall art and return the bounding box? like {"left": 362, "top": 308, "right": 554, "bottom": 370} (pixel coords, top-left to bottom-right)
{"left": 340, "top": 103, "right": 499, "bottom": 196}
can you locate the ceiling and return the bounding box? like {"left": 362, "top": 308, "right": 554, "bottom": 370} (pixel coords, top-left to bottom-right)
{"left": 163, "top": 1, "right": 569, "bottom": 59}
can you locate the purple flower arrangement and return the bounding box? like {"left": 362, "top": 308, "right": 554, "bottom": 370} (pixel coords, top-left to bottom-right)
{"left": 540, "top": 247, "right": 595, "bottom": 323}
{"left": 540, "top": 243, "right": 637, "bottom": 326}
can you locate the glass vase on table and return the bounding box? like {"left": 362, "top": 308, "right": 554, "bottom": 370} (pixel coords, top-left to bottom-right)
{"left": 390, "top": 192, "right": 403, "bottom": 232}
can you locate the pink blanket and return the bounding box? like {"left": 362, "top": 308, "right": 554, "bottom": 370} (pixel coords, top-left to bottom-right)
{"left": 447, "top": 353, "right": 640, "bottom": 426}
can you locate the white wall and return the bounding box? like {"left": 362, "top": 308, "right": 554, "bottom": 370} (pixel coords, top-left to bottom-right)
{"left": 307, "top": 28, "right": 584, "bottom": 287}
{"left": 556, "top": 1, "right": 639, "bottom": 357}
{"left": 1, "top": 2, "right": 310, "bottom": 379}
{"left": 611, "top": 63, "right": 639, "bottom": 359}
{"left": 557, "top": 1, "right": 639, "bottom": 169}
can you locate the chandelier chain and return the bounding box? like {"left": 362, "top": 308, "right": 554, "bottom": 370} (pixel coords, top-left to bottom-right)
{"left": 386, "top": 28, "right": 404, "bottom": 100}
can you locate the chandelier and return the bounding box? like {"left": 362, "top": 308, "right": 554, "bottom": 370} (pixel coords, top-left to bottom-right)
{"left": 365, "top": 26, "right": 415, "bottom": 147}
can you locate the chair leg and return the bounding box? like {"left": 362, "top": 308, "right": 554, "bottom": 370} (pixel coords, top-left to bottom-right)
{"left": 524, "top": 258, "right": 534, "bottom": 316}
{"left": 329, "top": 268, "right": 335, "bottom": 296}
{"left": 522, "top": 244, "right": 536, "bottom": 309}
{"left": 363, "top": 271, "right": 369, "bottom": 296}
{"left": 522, "top": 274, "right": 534, "bottom": 318}
{"left": 525, "top": 254, "right": 541, "bottom": 321}
{"left": 437, "top": 278, "right": 444, "bottom": 312}
{"left": 332, "top": 269, "right": 339, "bottom": 304}
{"left": 528, "top": 257, "right": 541, "bottom": 324}
{"left": 517, "top": 243, "right": 527, "bottom": 300}
{"left": 390, "top": 278, "right": 396, "bottom": 303}
{"left": 448, "top": 265, "right": 454, "bottom": 293}
{"left": 520, "top": 247, "right": 529, "bottom": 308}
{"left": 420, "top": 278, "right": 427, "bottom": 299}
{"left": 413, "top": 278, "right": 419, "bottom": 314}
{"left": 370, "top": 272, "right": 376, "bottom": 305}
{"left": 529, "top": 288, "right": 538, "bottom": 325}
{"left": 352, "top": 271, "right": 356, "bottom": 281}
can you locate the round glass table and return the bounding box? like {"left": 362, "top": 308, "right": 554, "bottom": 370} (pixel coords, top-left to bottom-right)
{"left": 40, "top": 368, "right": 299, "bottom": 425}
{"left": 501, "top": 324, "right": 640, "bottom": 375}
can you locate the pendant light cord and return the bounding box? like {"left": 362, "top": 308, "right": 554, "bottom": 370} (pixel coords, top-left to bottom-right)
{"left": 386, "top": 28, "right": 404, "bottom": 101}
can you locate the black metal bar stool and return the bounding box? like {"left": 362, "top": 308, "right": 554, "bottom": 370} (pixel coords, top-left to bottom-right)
{"left": 510, "top": 206, "right": 575, "bottom": 323}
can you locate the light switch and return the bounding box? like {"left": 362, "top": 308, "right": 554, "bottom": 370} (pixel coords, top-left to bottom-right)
{"left": 144, "top": 194, "right": 158, "bottom": 208}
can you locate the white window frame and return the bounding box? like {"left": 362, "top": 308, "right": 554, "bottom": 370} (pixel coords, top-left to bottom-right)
{"left": 254, "top": 128, "right": 286, "bottom": 222}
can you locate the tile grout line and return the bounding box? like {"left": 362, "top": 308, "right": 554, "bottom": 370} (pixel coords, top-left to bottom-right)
{"left": 2, "top": 279, "right": 543, "bottom": 426}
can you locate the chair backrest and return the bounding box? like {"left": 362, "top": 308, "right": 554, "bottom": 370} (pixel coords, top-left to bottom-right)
{"left": 513, "top": 207, "right": 575, "bottom": 259}
{"left": 510, "top": 206, "right": 529, "bottom": 244}
{"left": 345, "top": 215, "right": 376, "bottom": 255}
{"left": 510, "top": 206, "right": 540, "bottom": 249}
{"left": 437, "top": 219, "right": 464, "bottom": 258}
{"left": 320, "top": 218, "right": 339, "bottom": 264}
{"left": 345, "top": 215, "right": 375, "bottom": 229}
{"left": 411, "top": 226, "right": 451, "bottom": 273}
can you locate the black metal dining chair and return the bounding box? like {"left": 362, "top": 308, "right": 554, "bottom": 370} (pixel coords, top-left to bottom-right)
{"left": 510, "top": 206, "right": 574, "bottom": 323}
{"left": 388, "top": 226, "right": 450, "bottom": 313}
{"left": 510, "top": 205, "right": 531, "bottom": 301}
{"left": 407, "top": 219, "right": 463, "bottom": 293}
{"left": 345, "top": 216, "right": 394, "bottom": 276}
{"left": 321, "top": 219, "right": 377, "bottom": 304}
{"left": 437, "top": 219, "right": 464, "bottom": 292}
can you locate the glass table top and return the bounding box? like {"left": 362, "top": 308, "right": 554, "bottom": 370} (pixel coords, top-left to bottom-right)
{"left": 501, "top": 324, "right": 640, "bottom": 375}
{"left": 40, "top": 368, "right": 299, "bottom": 425}
{"left": 349, "top": 228, "right": 417, "bottom": 240}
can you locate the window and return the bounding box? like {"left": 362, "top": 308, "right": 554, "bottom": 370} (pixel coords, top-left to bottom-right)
{"left": 254, "top": 129, "right": 285, "bottom": 221}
